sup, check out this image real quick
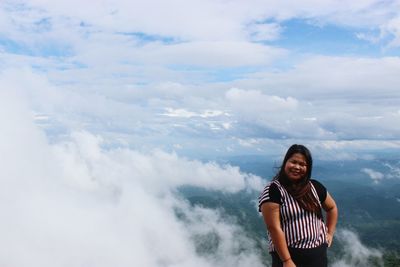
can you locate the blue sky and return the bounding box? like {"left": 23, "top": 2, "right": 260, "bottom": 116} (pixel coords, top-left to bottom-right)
{"left": 1, "top": 0, "right": 400, "bottom": 159}
{"left": 272, "top": 19, "right": 388, "bottom": 56}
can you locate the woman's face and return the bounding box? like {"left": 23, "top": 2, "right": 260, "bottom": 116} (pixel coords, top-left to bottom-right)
{"left": 284, "top": 153, "right": 308, "bottom": 182}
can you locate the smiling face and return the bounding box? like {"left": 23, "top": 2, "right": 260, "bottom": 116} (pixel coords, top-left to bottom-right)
{"left": 284, "top": 153, "right": 308, "bottom": 182}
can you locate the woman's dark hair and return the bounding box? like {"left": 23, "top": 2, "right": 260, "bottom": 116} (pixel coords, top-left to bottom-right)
{"left": 274, "top": 144, "right": 321, "bottom": 217}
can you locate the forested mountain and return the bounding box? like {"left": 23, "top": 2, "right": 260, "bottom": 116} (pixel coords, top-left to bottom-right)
{"left": 179, "top": 157, "right": 400, "bottom": 267}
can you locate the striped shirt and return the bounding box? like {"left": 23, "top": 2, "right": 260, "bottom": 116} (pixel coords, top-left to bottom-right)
{"left": 258, "top": 179, "right": 328, "bottom": 251}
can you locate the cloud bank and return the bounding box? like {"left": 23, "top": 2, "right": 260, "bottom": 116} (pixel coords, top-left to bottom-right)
{"left": 0, "top": 89, "right": 265, "bottom": 267}
{"left": 332, "top": 229, "right": 383, "bottom": 267}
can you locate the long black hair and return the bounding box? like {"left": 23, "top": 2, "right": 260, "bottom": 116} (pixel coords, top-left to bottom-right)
{"left": 274, "top": 144, "right": 321, "bottom": 217}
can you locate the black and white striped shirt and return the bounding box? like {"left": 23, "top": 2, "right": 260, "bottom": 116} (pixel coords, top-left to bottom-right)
{"left": 258, "top": 179, "right": 327, "bottom": 251}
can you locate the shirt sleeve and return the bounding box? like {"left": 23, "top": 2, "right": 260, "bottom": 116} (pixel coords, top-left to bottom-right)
{"left": 258, "top": 182, "right": 281, "bottom": 211}
{"left": 311, "top": 179, "right": 327, "bottom": 203}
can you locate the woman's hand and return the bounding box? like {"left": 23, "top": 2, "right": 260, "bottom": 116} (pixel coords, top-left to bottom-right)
{"left": 322, "top": 192, "right": 337, "bottom": 248}
{"left": 283, "top": 258, "right": 296, "bottom": 267}
{"left": 326, "top": 233, "right": 333, "bottom": 247}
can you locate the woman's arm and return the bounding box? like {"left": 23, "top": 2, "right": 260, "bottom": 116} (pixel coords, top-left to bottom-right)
{"left": 322, "top": 192, "right": 338, "bottom": 247}
{"left": 261, "top": 202, "right": 296, "bottom": 267}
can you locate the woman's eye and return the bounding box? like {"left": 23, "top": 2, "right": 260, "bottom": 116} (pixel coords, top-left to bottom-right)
{"left": 290, "top": 160, "right": 306, "bottom": 167}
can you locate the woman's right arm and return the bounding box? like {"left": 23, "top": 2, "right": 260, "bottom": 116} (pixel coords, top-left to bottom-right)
{"left": 261, "top": 202, "right": 296, "bottom": 267}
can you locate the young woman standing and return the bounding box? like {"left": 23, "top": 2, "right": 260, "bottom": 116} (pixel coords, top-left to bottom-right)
{"left": 259, "top": 144, "right": 338, "bottom": 267}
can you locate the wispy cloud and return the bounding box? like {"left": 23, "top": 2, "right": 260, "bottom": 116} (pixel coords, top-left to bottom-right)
{"left": 332, "top": 229, "right": 383, "bottom": 267}
{"left": 361, "top": 168, "right": 385, "bottom": 184}
{"left": 161, "top": 108, "right": 227, "bottom": 118}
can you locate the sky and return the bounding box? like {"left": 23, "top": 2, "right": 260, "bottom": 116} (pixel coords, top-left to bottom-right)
{"left": 1, "top": 0, "right": 400, "bottom": 159}
{"left": 0, "top": 1, "right": 399, "bottom": 266}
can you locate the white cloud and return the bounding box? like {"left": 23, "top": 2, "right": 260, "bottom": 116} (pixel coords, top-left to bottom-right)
{"left": 383, "top": 162, "right": 400, "bottom": 180}
{"left": 17, "top": 0, "right": 247, "bottom": 41}
{"left": 226, "top": 88, "right": 298, "bottom": 112}
{"left": 221, "top": 55, "right": 400, "bottom": 141}
{"left": 161, "top": 108, "right": 227, "bottom": 119}
{"left": 356, "top": 32, "right": 382, "bottom": 44}
{"left": 384, "top": 16, "right": 400, "bottom": 47}
{"left": 2, "top": 62, "right": 400, "bottom": 157}
{"left": 123, "top": 41, "right": 286, "bottom": 68}
{"left": 0, "top": 89, "right": 265, "bottom": 266}
{"left": 225, "top": 88, "right": 336, "bottom": 139}
{"left": 13, "top": 0, "right": 390, "bottom": 43}
{"left": 237, "top": 138, "right": 262, "bottom": 148}
{"left": 313, "top": 140, "right": 400, "bottom": 151}
{"left": 240, "top": 56, "right": 400, "bottom": 99}
{"left": 332, "top": 229, "right": 383, "bottom": 267}
{"left": 300, "top": 140, "right": 400, "bottom": 161}
{"left": 361, "top": 168, "right": 385, "bottom": 184}
{"left": 2, "top": 0, "right": 399, "bottom": 73}
{"left": 246, "top": 22, "right": 282, "bottom": 42}
{"left": 1, "top": 1, "right": 400, "bottom": 156}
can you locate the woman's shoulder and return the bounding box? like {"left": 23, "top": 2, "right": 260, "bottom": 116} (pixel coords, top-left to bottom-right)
{"left": 261, "top": 179, "right": 281, "bottom": 189}
{"left": 264, "top": 180, "right": 286, "bottom": 195}
{"left": 258, "top": 180, "right": 282, "bottom": 209}
{"left": 310, "top": 179, "right": 327, "bottom": 202}
{"left": 310, "top": 179, "right": 326, "bottom": 189}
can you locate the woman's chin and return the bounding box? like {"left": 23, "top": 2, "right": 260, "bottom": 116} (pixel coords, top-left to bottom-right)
{"left": 288, "top": 175, "right": 305, "bottom": 183}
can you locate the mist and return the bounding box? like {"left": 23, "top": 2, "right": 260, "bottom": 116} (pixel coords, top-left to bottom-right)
{"left": 0, "top": 89, "right": 265, "bottom": 267}
{"left": 331, "top": 229, "right": 383, "bottom": 267}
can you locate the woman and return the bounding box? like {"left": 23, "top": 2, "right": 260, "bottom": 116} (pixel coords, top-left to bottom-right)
{"left": 259, "top": 144, "right": 338, "bottom": 267}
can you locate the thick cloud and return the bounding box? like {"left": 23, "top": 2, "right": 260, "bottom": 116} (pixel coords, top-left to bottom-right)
{"left": 332, "top": 229, "right": 383, "bottom": 267}
{"left": 233, "top": 56, "right": 400, "bottom": 99}
{"left": 0, "top": 89, "right": 265, "bottom": 267}
{"left": 2, "top": 66, "right": 400, "bottom": 158}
